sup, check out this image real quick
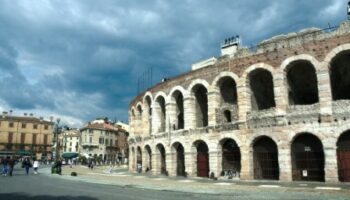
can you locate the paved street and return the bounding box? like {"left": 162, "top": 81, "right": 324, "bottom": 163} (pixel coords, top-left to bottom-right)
{"left": 0, "top": 165, "right": 350, "bottom": 200}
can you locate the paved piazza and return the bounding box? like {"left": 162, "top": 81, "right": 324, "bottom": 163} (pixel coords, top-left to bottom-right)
{"left": 3, "top": 165, "right": 349, "bottom": 200}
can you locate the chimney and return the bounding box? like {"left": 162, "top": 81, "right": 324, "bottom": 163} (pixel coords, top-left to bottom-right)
{"left": 220, "top": 35, "right": 240, "bottom": 57}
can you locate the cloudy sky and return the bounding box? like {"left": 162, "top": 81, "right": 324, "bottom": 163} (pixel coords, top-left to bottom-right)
{"left": 0, "top": 0, "right": 346, "bottom": 127}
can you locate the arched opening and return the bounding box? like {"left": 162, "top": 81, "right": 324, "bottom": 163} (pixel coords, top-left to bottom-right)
{"left": 172, "top": 91, "right": 184, "bottom": 130}
{"left": 194, "top": 140, "right": 209, "bottom": 177}
{"left": 156, "top": 96, "right": 166, "bottom": 132}
{"left": 223, "top": 110, "right": 232, "bottom": 123}
{"left": 291, "top": 133, "right": 325, "bottom": 182}
{"left": 217, "top": 77, "right": 238, "bottom": 124}
{"left": 220, "top": 138, "right": 241, "bottom": 177}
{"left": 330, "top": 51, "right": 350, "bottom": 100}
{"left": 137, "top": 147, "right": 142, "bottom": 172}
{"left": 172, "top": 142, "right": 186, "bottom": 176}
{"left": 286, "top": 61, "right": 319, "bottom": 105}
{"left": 156, "top": 144, "right": 166, "bottom": 175}
{"left": 137, "top": 105, "right": 143, "bottom": 117}
{"left": 192, "top": 85, "right": 208, "bottom": 127}
{"left": 131, "top": 147, "right": 135, "bottom": 171}
{"left": 145, "top": 96, "right": 152, "bottom": 134}
{"left": 253, "top": 136, "right": 279, "bottom": 180}
{"left": 337, "top": 130, "right": 350, "bottom": 182}
{"left": 249, "top": 69, "right": 276, "bottom": 110}
{"left": 144, "top": 145, "right": 152, "bottom": 172}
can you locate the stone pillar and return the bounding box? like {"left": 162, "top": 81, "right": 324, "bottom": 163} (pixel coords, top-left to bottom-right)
{"left": 324, "top": 147, "right": 339, "bottom": 182}
{"left": 318, "top": 62, "right": 333, "bottom": 122}
{"left": 184, "top": 96, "right": 196, "bottom": 129}
{"left": 186, "top": 146, "right": 197, "bottom": 177}
{"left": 151, "top": 103, "right": 161, "bottom": 134}
{"left": 166, "top": 102, "right": 176, "bottom": 132}
{"left": 274, "top": 71, "right": 288, "bottom": 116}
{"left": 240, "top": 145, "right": 253, "bottom": 180}
{"left": 166, "top": 152, "right": 175, "bottom": 176}
{"left": 152, "top": 151, "right": 160, "bottom": 175}
{"left": 207, "top": 87, "right": 220, "bottom": 126}
{"left": 237, "top": 79, "right": 249, "bottom": 123}
{"left": 209, "top": 150, "right": 220, "bottom": 178}
{"left": 278, "top": 145, "right": 292, "bottom": 181}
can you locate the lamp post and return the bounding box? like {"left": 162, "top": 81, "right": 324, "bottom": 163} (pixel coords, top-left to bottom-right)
{"left": 54, "top": 118, "right": 61, "bottom": 162}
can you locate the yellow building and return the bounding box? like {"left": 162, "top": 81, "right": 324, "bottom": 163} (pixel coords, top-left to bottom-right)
{"left": 0, "top": 112, "right": 54, "bottom": 160}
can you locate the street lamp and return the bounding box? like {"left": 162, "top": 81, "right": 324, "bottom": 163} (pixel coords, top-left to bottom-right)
{"left": 54, "top": 118, "right": 61, "bottom": 162}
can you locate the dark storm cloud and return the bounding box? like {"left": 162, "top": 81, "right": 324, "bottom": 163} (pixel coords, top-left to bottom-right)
{"left": 0, "top": 0, "right": 346, "bottom": 126}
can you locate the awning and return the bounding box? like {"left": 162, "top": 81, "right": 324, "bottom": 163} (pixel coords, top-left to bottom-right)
{"left": 17, "top": 150, "right": 32, "bottom": 156}
{"left": 61, "top": 152, "right": 79, "bottom": 159}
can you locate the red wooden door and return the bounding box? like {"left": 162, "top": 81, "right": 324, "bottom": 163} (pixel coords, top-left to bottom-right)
{"left": 197, "top": 153, "right": 209, "bottom": 177}
{"left": 338, "top": 150, "right": 350, "bottom": 182}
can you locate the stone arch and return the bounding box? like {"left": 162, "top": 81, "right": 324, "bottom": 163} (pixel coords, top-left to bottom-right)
{"left": 169, "top": 85, "right": 188, "bottom": 98}
{"left": 291, "top": 133, "right": 325, "bottom": 182}
{"left": 213, "top": 74, "right": 239, "bottom": 124}
{"left": 156, "top": 143, "right": 167, "bottom": 175}
{"left": 336, "top": 130, "right": 350, "bottom": 182}
{"left": 252, "top": 135, "right": 279, "bottom": 180}
{"left": 170, "top": 90, "right": 185, "bottom": 130}
{"left": 192, "top": 140, "right": 209, "bottom": 177}
{"left": 327, "top": 46, "right": 350, "bottom": 100}
{"left": 243, "top": 63, "right": 276, "bottom": 111}
{"left": 154, "top": 95, "right": 166, "bottom": 133}
{"left": 211, "top": 71, "right": 240, "bottom": 88}
{"left": 282, "top": 56, "right": 319, "bottom": 105}
{"left": 187, "top": 79, "right": 210, "bottom": 92}
{"left": 144, "top": 144, "right": 152, "bottom": 171}
{"left": 143, "top": 95, "right": 152, "bottom": 135}
{"left": 171, "top": 141, "right": 186, "bottom": 176}
{"left": 218, "top": 138, "right": 241, "bottom": 177}
{"left": 190, "top": 83, "right": 208, "bottom": 127}
{"left": 136, "top": 103, "right": 143, "bottom": 116}
{"left": 142, "top": 92, "right": 153, "bottom": 104}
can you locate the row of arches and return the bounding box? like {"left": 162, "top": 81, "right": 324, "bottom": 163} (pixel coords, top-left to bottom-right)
{"left": 130, "top": 130, "right": 350, "bottom": 182}
{"left": 130, "top": 47, "right": 350, "bottom": 135}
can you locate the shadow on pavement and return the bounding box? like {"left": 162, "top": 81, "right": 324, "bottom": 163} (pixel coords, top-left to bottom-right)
{"left": 0, "top": 193, "right": 98, "bottom": 200}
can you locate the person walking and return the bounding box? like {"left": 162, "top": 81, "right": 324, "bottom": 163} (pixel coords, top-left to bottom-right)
{"left": 7, "top": 157, "right": 15, "bottom": 176}
{"left": 1, "top": 157, "right": 8, "bottom": 176}
{"left": 22, "top": 157, "right": 32, "bottom": 175}
{"left": 33, "top": 158, "right": 39, "bottom": 174}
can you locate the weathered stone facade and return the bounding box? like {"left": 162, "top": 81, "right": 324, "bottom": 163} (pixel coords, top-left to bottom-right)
{"left": 128, "top": 20, "right": 350, "bottom": 183}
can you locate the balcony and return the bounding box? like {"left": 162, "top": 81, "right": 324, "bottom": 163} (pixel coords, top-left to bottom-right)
{"left": 81, "top": 142, "right": 99, "bottom": 147}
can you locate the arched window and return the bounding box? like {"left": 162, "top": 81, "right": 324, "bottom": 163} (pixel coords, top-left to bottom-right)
{"left": 249, "top": 69, "right": 276, "bottom": 110}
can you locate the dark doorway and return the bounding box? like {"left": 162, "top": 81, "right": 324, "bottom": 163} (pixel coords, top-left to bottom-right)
{"left": 330, "top": 51, "right": 350, "bottom": 100}
{"left": 157, "top": 144, "right": 166, "bottom": 175}
{"left": 192, "top": 85, "right": 208, "bottom": 127}
{"left": 337, "top": 131, "right": 350, "bottom": 182}
{"left": 145, "top": 145, "right": 152, "bottom": 171}
{"left": 173, "top": 142, "right": 186, "bottom": 176}
{"left": 173, "top": 91, "right": 184, "bottom": 130}
{"left": 195, "top": 141, "right": 209, "bottom": 177}
{"left": 156, "top": 96, "right": 166, "bottom": 132}
{"left": 253, "top": 136, "right": 279, "bottom": 180}
{"left": 249, "top": 69, "right": 276, "bottom": 110}
{"left": 286, "top": 61, "right": 319, "bottom": 105}
{"left": 291, "top": 133, "right": 325, "bottom": 182}
{"left": 145, "top": 96, "right": 152, "bottom": 134}
{"left": 137, "top": 147, "right": 142, "bottom": 173}
{"left": 221, "top": 139, "right": 241, "bottom": 175}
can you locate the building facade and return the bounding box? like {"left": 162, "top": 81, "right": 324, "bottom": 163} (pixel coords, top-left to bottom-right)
{"left": 80, "top": 120, "right": 129, "bottom": 163}
{"left": 128, "top": 20, "right": 350, "bottom": 183}
{"left": 0, "top": 112, "right": 54, "bottom": 160}
{"left": 59, "top": 128, "right": 81, "bottom": 154}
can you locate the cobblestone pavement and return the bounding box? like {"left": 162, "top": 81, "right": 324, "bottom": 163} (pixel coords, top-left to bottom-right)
{"left": 40, "top": 165, "right": 350, "bottom": 200}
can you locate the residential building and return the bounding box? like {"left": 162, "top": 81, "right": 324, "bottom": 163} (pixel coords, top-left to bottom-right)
{"left": 80, "top": 119, "right": 129, "bottom": 163}
{"left": 59, "top": 128, "right": 81, "bottom": 154}
{"left": 0, "top": 111, "right": 54, "bottom": 160}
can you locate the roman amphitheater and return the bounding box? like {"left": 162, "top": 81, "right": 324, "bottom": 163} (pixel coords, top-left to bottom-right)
{"left": 128, "top": 20, "right": 350, "bottom": 183}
